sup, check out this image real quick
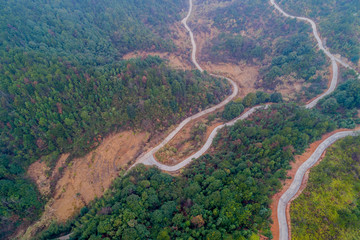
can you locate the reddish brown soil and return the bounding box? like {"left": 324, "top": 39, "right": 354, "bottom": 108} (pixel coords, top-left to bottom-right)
{"left": 270, "top": 127, "right": 360, "bottom": 240}
{"left": 24, "top": 2, "right": 353, "bottom": 238}
{"left": 205, "top": 61, "right": 261, "bottom": 98}
{"left": 268, "top": 64, "right": 341, "bottom": 240}
{"left": 24, "top": 19, "right": 198, "bottom": 237}
{"left": 24, "top": 115, "right": 211, "bottom": 237}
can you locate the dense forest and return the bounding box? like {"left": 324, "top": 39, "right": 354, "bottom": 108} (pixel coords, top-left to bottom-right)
{"left": 36, "top": 104, "right": 338, "bottom": 240}
{"left": 278, "top": 0, "right": 360, "bottom": 65}
{"left": 0, "top": 0, "right": 187, "bottom": 65}
{"left": 197, "top": 0, "right": 328, "bottom": 99}
{"left": 291, "top": 136, "right": 360, "bottom": 240}
{"left": 0, "top": 52, "right": 229, "bottom": 238}
{"left": 1, "top": 0, "right": 359, "bottom": 239}
{"left": 317, "top": 73, "right": 360, "bottom": 128}
{"left": 0, "top": 0, "right": 237, "bottom": 238}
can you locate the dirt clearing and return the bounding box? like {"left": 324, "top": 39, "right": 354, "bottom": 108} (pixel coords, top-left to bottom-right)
{"left": 50, "top": 131, "right": 148, "bottom": 221}
{"left": 23, "top": 131, "right": 149, "bottom": 238}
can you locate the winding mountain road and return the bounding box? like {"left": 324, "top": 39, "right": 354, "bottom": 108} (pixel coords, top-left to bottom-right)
{"left": 270, "top": 0, "right": 359, "bottom": 109}
{"left": 132, "top": 0, "right": 242, "bottom": 170}
{"left": 138, "top": 0, "right": 360, "bottom": 239}
{"left": 56, "top": 1, "right": 360, "bottom": 240}
{"left": 142, "top": 105, "right": 266, "bottom": 171}
{"left": 276, "top": 130, "right": 360, "bottom": 240}
{"left": 270, "top": 1, "right": 360, "bottom": 239}
{"left": 270, "top": 0, "right": 339, "bottom": 108}
{"left": 133, "top": 0, "right": 360, "bottom": 239}
{"left": 134, "top": 0, "right": 358, "bottom": 172}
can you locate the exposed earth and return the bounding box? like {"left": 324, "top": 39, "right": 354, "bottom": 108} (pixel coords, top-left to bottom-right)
{"left": 23, "top": 0, "right": 360, "bottom": 239}
{"left": 24, "top": 131, "right": 149, "bottom": 238}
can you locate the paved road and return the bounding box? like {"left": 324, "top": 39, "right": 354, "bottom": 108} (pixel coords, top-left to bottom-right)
{"left": 270, "top": 0, "right": 340, "bottom": 108}
{"left": 59, "top": 1, "right": 359, "bottom": 239}
{"left": 137, "top": 0, "right": 360, "bottom": 175}
{"left": 134, "top": 0, "right": 359, "bottom": 173}
{"left": 270, "top": 1, "right": 360, "bottom": 239}
{"left": 181, "top": 0, "right": 203, "bottom": 72}
{"left": 277, "top": 130, "right": 360, "bottom": 240}
{"left": 270, "top": 0, "right": 359, "bottom": 109}
{"left": 142, "top": 105, "right": 266, "bottom": 171}
{"left": 130, "top": 0, "right": 240, "bottom": 170}
{"left": 269, "top": 0, "right": 357, "bottom": 71}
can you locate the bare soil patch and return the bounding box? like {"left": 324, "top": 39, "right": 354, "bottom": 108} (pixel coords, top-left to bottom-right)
{"left": 28, "top": 153, "right": 70, "bottom": 197}
{"left": 22, "top": 131, "right": 149, "bottom": 239}
{"left": 205, "top": 61, "right": 260, "bottom": 98}
{"left": 274, "top": 75, "right": 305, "bottom": 102}
{"left": 24, "top": 115, "right": 195, "bottom": 238}
{"left": 191, "top": 15, "right": 306, "bottom": 101}
{"left": 24, "top": 18, "right": 206, "bottom": 236}
{"left": 189, "top": 19, "right": 261, "bottom": 99}
{"left": 270, "top": 127, "right": 360, "bottom": 240}
{"left": 51, "top": 131, "right": 149, "bottom": 221}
